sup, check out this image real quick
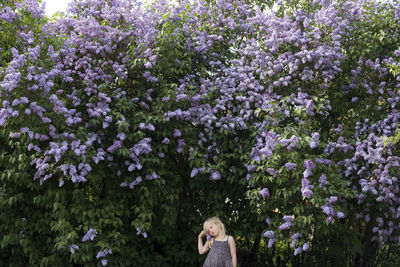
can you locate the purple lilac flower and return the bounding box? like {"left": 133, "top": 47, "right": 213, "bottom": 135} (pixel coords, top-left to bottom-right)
{"left": 303, "top": 168, "right": 312, "bottom": 178}
{"left": 301, "top": 178, "right": 314, "bottom": 198}
{"left": 315, "top": 158, "right": 332, "bottom": 165}
{"left": 278, "top": 222, "right": 292, "bottom": 230}
{"left": 117, "top": 132, "right": 126, "bottom": 140}
{"left": 131, "top": 138, "right": 152, "bottom": 156}
{"left": 107, "top": 140, "right": 122, "bottom": 153}
{"left": 173, "top": 128, "right": 182, "bottom": 138}
{"left": 263, "top": 230, "right": 274, "bottom": 239}
{"left": 266, "top": 168, "right": 277, "bottom": 177}
{"left": 284, "top": 162, "right": 297, "bottom": 170}
{"left": 279, "top": 135, "right": 299, "bottom": 150}
{"left": 245, "top": 164, "right": 257, "bottom": 172}
{"left": 191, "top": 168, "right": 199, "bottom": 178}
{"left": 337, "top": 211, "right": 345, "bottom": 218}
{"left": 136, "top": 227, "right": 147, "bottom": 238}
{"left": 96, "top": 248, "right": 112, "bottom": 259}
{"left": 69, "top": 244, "right": 79, "bottom": 254}
{"left": 303, "top": 160, "right": 316, "bottom": 170}
{"left": 10, "top": 132, "right": 21, "bottom": 138}
{"left": 123, "top": 176, "right": 142, "bottom": 189}
{"left": 305, "top": 100, "right": 314, "bottom": 115}
{"left": 139, "top": 123, "right": 155, "bottom": 131}
{"left": 210, "top": 171, "right": 221, "bottom": 180}
{"left": 291, "top": 233, "right": 301, "bottom": 247}
{"left": 319, "top": 173, "right": 328, "bottom": 190}
{"left": 394, "top": 48, "right": 400, "bottom": 57}
{"left": 257, "top": 132, "right": 278, "bottom": 159}
{"left": 82, "top": 228, "right": 98, "bottom": 242}
{"left": 294, "top": 247, "right": 303, "bottom": 256}
{"left": 309, "top": 132, "right": 320, "bottom": 148}
{"left": 283, "top": 215, "right": 294, "bottom": 222}
{"left": 259, "top": 188, "right": 270, "bottom": 198}
{"left": 146, "top": 172, "right": 160, "bottom": 180}
{"left": 0, "top": 6, "right": 18, "bottom": 23}
{"left": 177, "top": 139, "right": 186, "bottom": 153}
{"left": 268, "top": 238, "right": 275, "bottom": 248}
{"left": 334, "top": 124, "right": 343, "bottom": 133}
{"left": 287, "top": 135, "right": 299, "bottom": 150}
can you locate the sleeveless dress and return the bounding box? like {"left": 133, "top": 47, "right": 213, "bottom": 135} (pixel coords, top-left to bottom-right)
{"left": 203, "top": 236, "right": 233, "bottom": 267}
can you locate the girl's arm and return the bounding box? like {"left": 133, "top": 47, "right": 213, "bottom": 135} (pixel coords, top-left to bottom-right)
{"left": 198, "top": 230, "right": 211, "bottom": 255}
{"left": 228, "top": 236, "right": 237, "bottom": 267}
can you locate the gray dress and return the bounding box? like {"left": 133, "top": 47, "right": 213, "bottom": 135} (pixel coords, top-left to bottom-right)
{"left": 203, "top": 236, "right": 233, "bottom": 267}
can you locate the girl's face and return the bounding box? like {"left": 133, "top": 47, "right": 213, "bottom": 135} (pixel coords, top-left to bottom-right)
{"left": 205, "top": 222, "right": 220, "bottom": 237}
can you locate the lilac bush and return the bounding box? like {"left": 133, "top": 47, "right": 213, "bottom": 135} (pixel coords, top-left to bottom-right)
{"left": 1, "top": 0, "right": 400, "bottom": 265}
{"left": 157, "top": 0, "right": 400, "bottom": 262}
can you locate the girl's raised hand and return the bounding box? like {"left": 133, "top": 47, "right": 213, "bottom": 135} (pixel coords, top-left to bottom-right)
{"left": 199, "top": 230, "right": 207, "bottom": 238}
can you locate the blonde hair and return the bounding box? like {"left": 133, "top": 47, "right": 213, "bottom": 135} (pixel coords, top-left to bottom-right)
{"left": 203, "top": 216, "right": 227, "bottom": 248}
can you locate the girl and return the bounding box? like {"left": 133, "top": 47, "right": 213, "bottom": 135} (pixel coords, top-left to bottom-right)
{"left": 198, "top": 216, "right": 237, "bottom": 267}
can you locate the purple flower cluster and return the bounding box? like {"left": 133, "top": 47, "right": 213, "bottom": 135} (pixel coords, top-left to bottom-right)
{"left": 291, "top": 233, "right": 301, "bottom": 248}
{"left": 0, "top": 0, "right": 172, "bottom": 186}
{"left": 139, "top": 123, "right": 155, "bottom": 131}
{"left": 0, "top": 6, "right": 18, "bottom": 23}
{"left": 176, "top": 139, "right": 186, "bottom": 153}
{"left": 69, "top": 244, "right": 79, "bottom": 254}
{"left": 301, "top": 160, "right": 315, "bottom": 198}
{"left": 96, "top": 248, "right": 112, "bottom": 266}
{"left": 319, "top": 173, "right": 328, "bottom": 191}
{"left": 82, "top": 228, "right": 98, "bottom": 242}
{"left": 309, "top": 132, "right": 320, "bottom": 149}
{"left": 120, "top": 176, "right": 142, "bottom": 189}
{"left": 136, "top": 227, "right": 147, "bottom": 238}
{"left": 289, "top": 230, "right": 309, "bottom": 256}
{"left": 284, "top": 162, "right": 297, "bottom": 170}
{"left": 278, "top": 215, "right": 294, "bottom": 230}
{"left": 263, "top": 230, "right": 275, "bottom": 248}
{"left": 321, "top": 197, "right": 345, "bottom": 223}
{"left": 251, "top": 132, "right": 279, "bottom": 161}
{"left": 145, "top": 172, "right": 160, "bottom": 180}
{"left": 210, "top": 171, "right": 221, "bottom": 180}
{"left": 259, "top": 188, "right": 270, "bottom": 198}
{"left": 279, "top": 135, "right": 299, "bottom": 151}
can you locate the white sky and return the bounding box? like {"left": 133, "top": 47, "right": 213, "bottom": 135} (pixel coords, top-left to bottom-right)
{"left": 44, "top": 0, "right": 72, "bottom": 16}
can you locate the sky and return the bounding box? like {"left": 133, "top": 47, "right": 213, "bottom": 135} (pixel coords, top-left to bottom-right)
{"left": 44, "top": 0, "right": 72, "bottom": 16}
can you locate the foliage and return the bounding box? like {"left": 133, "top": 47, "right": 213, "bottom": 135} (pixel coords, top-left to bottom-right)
{"left": 1, "top": 0, "right": 400, "bottom": 266}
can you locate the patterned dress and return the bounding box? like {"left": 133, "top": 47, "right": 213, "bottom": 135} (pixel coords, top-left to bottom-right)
{"left": 203, "top": 236, "right": 233, "bottom": 267}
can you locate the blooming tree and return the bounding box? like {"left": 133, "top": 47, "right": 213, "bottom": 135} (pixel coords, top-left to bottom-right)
{"left": 1, "top": 0, "right": 400, "bottom": 265}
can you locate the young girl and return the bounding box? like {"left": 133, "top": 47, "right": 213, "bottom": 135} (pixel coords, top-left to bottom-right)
{"left": 198, "top": 216, "right": 237, "bottom": 267}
